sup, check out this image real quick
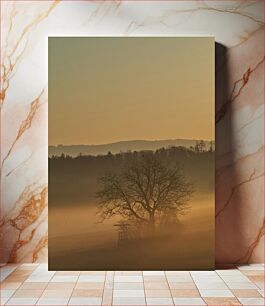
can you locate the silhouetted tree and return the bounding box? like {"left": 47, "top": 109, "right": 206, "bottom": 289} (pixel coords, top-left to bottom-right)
{"left": 195, "top": 140, "right": 206, "bottom": 153}
{"left": 208, "top": 141, "right": 215, "bottom": 152}
{"left": 97, "top": 155, "right": 194, "bottom": 233}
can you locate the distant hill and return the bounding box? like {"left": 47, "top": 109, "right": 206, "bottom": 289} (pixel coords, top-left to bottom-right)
{"left": 49, "top": 139, "right": 212, "bottom": 157}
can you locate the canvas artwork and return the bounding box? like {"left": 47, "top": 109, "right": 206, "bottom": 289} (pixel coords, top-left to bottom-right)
{"left": 48, "top": 37, "right": 215, "bottom": 270}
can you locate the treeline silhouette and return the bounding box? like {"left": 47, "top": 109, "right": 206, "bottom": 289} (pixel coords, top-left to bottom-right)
{"left": 48, "top": 145, "right": 214, "bottom": 206}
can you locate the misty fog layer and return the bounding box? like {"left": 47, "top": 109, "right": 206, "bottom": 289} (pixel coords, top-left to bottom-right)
{"left": 49, "top": 146, "right": 214, "bottom": 270}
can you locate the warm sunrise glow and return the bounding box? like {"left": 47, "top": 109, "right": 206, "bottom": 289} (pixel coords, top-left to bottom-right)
{"left": 48, "top": 37, "right": 214, "bottom": 146}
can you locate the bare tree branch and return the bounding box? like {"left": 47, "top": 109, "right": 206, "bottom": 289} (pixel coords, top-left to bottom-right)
{"left": 96, "top": 155, "right": 194, "bottom": 229}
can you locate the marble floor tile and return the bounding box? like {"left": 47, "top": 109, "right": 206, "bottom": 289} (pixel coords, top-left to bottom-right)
{"left": 113, "top": 289, "right": 145, "bottom": 297}
{"left": 45, "top": 282, "right": 76, "bottom": 290}
{"left": 241, "top": 270, "right": 264, "bottom": 276}
{"left": 30, "top": 269, "right": 52, "bottom": 275}
{"left": 258, "top": 290, "right": 265, "bottom": 297}
{"left": 225, "top": 282, "right": 258, "bottom": 289}
{"left": 3, "top": 274, "right": 28, "bottom": 283}
{"left": 37, "top": 264, "right": 49, "bottom": 269}
{"left": 50, "top": 275, "right": 78, "bottom": 282}
{"left": 166, "top": 275, "right": 193, "bottom": 282}
{"left": 195, "top": 281, "right": 228, "bottom": 290}
{"left": 0, "top": 290, "right": 15, "bottom": 304}
{"left": 238, "top": 297, "right": 265, "bottom": 305}
{"left": 237, "top": 265, "right": 264, "bottom": 271}
{"left": 80, "top": 271, "right": 106, "bottom": 275}
{"left": 143, "top": 271, "right": 165, "bottom": 276}
{"left": 165, "top": 271, "right": 190, "bottom": 276}
{"left": 68, "top": 297, "right": 102, "bottom": 305}
{"left": 113, "top": 282, "right": 144, "bottom": 290}
{"left": 37, "top": 298, "right": 69, "bottom": 305}
{"left": 20, "top": 266, "right": 35, "bottom": 272}
{"left": 0, "top": 266, "right": 19, "bottom": 282}
{"left": 75, "top": 282, "right": 104, "bottom": 290}
{"left": 168, "top": 282, "right": 197, "bottom": 289}
{"left": 102, "top": 288, "right": 112, "bottom": 306}
{"left": 192, "top": 275, "right": 223, "bottom": 281}
{"left": 144, "top": 282, "right": 169, "bottom": 290}
{"left": 190, "top": 271, "right": 217, "bottom": 276}
{"left": 247, "top": 275, "right": 264, "bottom": 282}
{"left": 55, "top": 271, "right": 80, "bottom": 276}
{"left": 173, "top": 297, "right": 206, "bottom": 305}
{"left": 170, "top": 289, "right": 200, "bottom": 297}
{"left": 78, "top": 275, "right": 105, "bottom": 282}
{"left": 114, "top": 275, "right": 143, "bottom": 282}
{"left": 146, "top": 297, "right": 174, "bottom": 305}
{"left": 255, "top": 282, "right": 265, "bottom": 290}
{"left": 115, "top": 271, "right": 142, "bottom": 276}
{"left": 203, "top": 297, "right": 241, "bottom": 305}
{"left": 25, "top": 275, "right": 54, "bottom": 283}
{"left": 19, "top": 282, "right": 48, "bottom": 290}
{"left": 0, "top": 289, "right": 15, "bottom": 298}
{"left": 112, "top": 296, "right": 146, "bottom": 305}
{"left": 219, "top": 275, "right": 251, "bottom": 282}
{"left": 1, "top": 264, "right": 264, "bottom": 305}
{"left": 0, "top": 282, "right": 22, "bottom": 290}
{"left": 6, "top": 297, "right": 38, "bottom": 305}
{"left": 1, "top": 297, "right": 10, "bottom": 305}
{"left": 145, "top": 290, "right": 172, "bottom": 298}
{"left": 13, "top": 268, "right": 36, "bottom": 274}
{"left": 12, "top": 289, "right": 44, "bottom": 298}
{"left": 199, "top": 289, "right": 234, "bottom": 297}
{"left": 40, "top": 289, "right": 72, "bottom": 298}
{"left": 216, "top": 269, "right": 245, "bottom": 276}
{"left": 71, "top": 289, "right": 103, "bottom": 297}
{"left": 144, "top": 276, "right": 167, "bottom": 282}
{"left": 232, "top": 289, "right": 262, "bottom": 298}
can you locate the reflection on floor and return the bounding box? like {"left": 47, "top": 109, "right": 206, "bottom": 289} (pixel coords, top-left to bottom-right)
{"left": 0, "top": 263, "right": 264, "bottom": 305}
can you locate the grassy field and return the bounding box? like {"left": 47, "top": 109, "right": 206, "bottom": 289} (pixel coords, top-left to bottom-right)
{"left": 48, "top": 193, "right": 214, "bottom": 270}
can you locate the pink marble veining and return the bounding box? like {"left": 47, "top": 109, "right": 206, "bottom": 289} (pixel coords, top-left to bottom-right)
{"left": 0, "top": 0, "right": 264, "bottom": 263}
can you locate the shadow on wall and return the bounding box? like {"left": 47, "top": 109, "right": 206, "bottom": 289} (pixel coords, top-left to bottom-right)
{"left": 215, "top": 42, "right": 245, "bottom": 264}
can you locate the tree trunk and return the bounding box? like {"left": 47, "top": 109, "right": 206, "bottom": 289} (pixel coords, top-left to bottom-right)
{"left": 149, "top": 212, "right": 156, "bottom": 235}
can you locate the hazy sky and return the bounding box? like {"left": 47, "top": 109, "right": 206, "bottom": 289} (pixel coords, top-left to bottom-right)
{"left": 49, "top": 37, "right": 214, "bottom": 145}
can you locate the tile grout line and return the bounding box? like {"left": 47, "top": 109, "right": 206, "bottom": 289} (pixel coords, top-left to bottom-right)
{"left": 188, "top": 271, "right": 206, "bottom": 305}
{"left": 110, "top": 271, "right": 114, "bottom": 306}
{"left": 217, "top": 268, "right": 241, "bottom": 304}
{"left": 1, "top": 266, "right": 20, "bottom": 305}
{"left": 165, "top": 270, "right": 175, "bottom": 305}
{"left": 101, "top": 270, "right": 105, "bottom": 306}
{"left": 1, "top": 264, "right": 265, "bottom": 305}
{"left": 191, "top": 267, "right": 245, "bottom": 305}
{"left": 113, "top": 271, "right": 117, "bottom": 306}
{"left": 2, "top": 264, "right": 43, "bottom": 305}
{"left": 67, "top": 270, "right": 80, "bottom": 305}
{"left": 142, "top": 270, "right": 147, "bottom": 306}
{"left": 101, "top": 270, "right": 107, "bottom": 306}
{"left": 218, "top": 266, "right": 251, "bottom": 305}
{"left": 34, "top": 264, "right": 51, "bottom": 306}
{"left": 65, "top": 271, "right": 78, "bottom": 306}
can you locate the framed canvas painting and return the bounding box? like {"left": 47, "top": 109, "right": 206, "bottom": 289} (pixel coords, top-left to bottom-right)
{"left": 48, "top": 37, "right": 215, "bottom": 270}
